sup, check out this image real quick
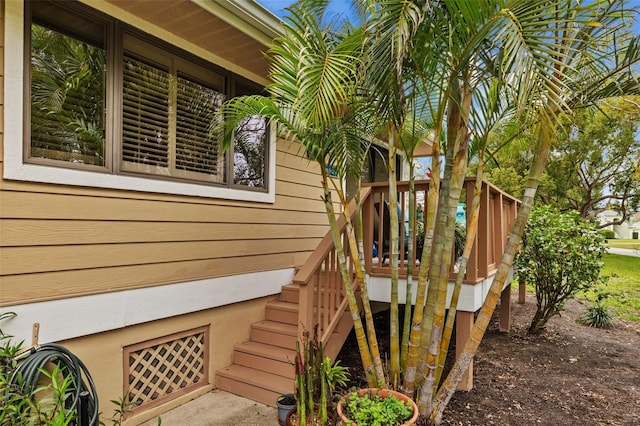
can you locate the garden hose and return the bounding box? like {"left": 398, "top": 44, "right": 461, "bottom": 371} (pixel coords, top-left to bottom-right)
{"left": 10, "top": 343, "right": 99, "bottom": 426}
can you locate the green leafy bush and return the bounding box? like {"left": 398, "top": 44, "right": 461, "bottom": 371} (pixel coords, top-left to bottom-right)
{"left": 598, "top": 229, "right": 615, "bottom": 239}
{"left": 516, "top": 206, "right": 607, "bottom": 334}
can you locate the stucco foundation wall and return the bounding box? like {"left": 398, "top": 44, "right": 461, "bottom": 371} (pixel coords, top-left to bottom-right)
{"left": 59, "top": 296, "right": 270, "bottom": 425}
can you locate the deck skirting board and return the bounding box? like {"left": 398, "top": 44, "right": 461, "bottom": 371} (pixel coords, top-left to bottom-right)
{"left": 2, "top": 268, "right": 295, "bottom": 344}
{"left": 367, "top": 267, "right": 513, "bottom": 312}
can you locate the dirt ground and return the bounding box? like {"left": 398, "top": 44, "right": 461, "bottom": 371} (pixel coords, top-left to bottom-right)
{"left": 337, "top": 291, "right": 640, "bottom": 425}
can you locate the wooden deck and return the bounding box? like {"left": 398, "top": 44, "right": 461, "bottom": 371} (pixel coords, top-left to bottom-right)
{"left": 216, "top": 178, "right": 520, "bottom": 402}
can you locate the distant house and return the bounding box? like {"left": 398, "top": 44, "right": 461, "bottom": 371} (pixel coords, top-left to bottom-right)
{"left": 596, "top": 210, "right": 640, "bottom": 239}
{"left": 1, "top": 1, "right": 522, "bottom": 423}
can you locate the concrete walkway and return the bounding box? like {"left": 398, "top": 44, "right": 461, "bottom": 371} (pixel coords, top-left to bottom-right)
{"left": 608, "top": 247, "right": 640, "bottom": 257}
{"left": 139, "top": 390, "right": 280, "bottom": 426}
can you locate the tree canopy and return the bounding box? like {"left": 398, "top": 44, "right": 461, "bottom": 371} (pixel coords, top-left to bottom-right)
{"left": 487, "top": 98, "right": 640, "bottom": 227}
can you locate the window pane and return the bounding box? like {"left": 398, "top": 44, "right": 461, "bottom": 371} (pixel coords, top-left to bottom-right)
{"left": 122, "top": 56, "right": 170, "bottom": 169}
{"left": 233, "top": 116, "right": 267, "bottom": 188}
{"left": 30, "top": 23, "right": 106, "bottom": 165}
{"left": 175, "top": 75, "right": 225, "bottom": 181}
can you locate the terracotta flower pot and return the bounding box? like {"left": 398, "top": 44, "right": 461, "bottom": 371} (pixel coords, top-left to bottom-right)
{"left": 336, "top": 388, "right": 419, "bottom": 426}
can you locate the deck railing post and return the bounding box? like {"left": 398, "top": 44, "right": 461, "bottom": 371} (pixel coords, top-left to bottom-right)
{"left": 465, "top": 180, "right": 478, "bottom": 282}
{"left": 478, "top": 182, "right": 490, "bottom": 280}
{"left": 499, "top": 283, "right": 511, "bottom": 332}
{"left": 298, "top": 272, "right": 316, "bottom": 338}
{"left": 494, "top": 192, "right": 505, "bottom": 262}
{"left": 364, "top": 191, "right": 374, "bottom": 273}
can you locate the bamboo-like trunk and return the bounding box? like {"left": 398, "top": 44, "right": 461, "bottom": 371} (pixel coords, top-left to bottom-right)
{"left": 402, "top": 135, "right": 442, "bottom": 395}
{"left": 305, "top": 335, "right": 314, "bottom": 417}
{"left": 401, "top": 167, "right": 416, "bottom": 372}
{"left": 433, "top": 167, "right": 484, "bottom": 388}
{"left": 343, "top": 199, "right": 387, "bottom": 385}
{"left": 430, "top": 118, "right": 554, "bottom": 424}
{"left": 318, "top": 340, "right": 327, "bottom": 424}
{"left": 388, "top": 131, "right": 401, "bottom": 387}
{"left": 321, "top": 174, "right": 379, "bottom": 386}
{"left": 295, "top": 340, "right": 306, "bottom": 426}
{"left": 419, "top": 78, "right": 472, "bottom": 413}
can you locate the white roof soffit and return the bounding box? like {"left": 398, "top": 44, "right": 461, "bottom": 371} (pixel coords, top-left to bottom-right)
{"left": 191, "top": 0, "right": 283, "bottom": 46}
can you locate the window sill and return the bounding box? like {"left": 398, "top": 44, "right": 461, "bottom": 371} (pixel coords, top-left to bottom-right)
{"left": 3, "top": 161, "right": 275, "bottom": 203}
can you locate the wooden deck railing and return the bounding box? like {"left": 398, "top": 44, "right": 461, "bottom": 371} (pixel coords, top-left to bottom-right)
{"left": 293, "top": 179, "right": 520, "bottom": 345}
{"left": 363, "top": 178, "right": 520, "bottom": 282}
{"left": 292, "top": 189, "right": 370, "bottom": 344}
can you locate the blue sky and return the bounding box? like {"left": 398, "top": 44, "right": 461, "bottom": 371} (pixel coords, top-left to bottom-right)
{"left": 259, "top": 0, "right": 640, "bottom": 34}
{"left": 258, "top": 0, "right": 356, "bottom": 21}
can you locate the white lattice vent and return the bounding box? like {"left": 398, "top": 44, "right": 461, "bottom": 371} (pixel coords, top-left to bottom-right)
{"left": 124, "top": 326, "right": 209, "bottom": 412}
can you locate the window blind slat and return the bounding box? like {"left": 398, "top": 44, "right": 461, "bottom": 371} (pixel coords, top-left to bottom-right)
{"left": 122, "top": 55, "right": 169, "bottom": 168}
{"left": 174, "top": 76, "right": 223, "bottom": 176}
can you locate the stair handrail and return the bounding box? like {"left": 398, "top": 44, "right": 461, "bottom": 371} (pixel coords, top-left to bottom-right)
{"left": 293, "top": 187, "right": 372, "bottom": 345}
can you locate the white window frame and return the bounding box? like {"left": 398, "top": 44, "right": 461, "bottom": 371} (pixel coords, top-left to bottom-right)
{"left": 3, "top": 0, "right": 276, "bottom": 203}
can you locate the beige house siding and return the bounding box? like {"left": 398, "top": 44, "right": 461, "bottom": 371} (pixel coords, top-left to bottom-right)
{"left": 0, "top": 1, "right": 329, "bottom": 306}
{"left": 0, "top": 141, "right": 328, "bottom": 305}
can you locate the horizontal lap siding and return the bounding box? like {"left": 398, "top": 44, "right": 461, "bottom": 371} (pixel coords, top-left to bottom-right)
{"left": 0, "top": 141, "right": 330, "bottom": 306}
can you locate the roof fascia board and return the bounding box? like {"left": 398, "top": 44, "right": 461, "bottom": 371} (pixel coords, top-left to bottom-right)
{"left": 191, "top": 0, "right": 283, "bottom": 46}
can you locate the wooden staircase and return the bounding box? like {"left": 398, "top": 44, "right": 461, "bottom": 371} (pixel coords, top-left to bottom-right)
{"left": 214, "top": 282, "right": 355, "bottom": 407}
{"left": 216, "top": 192, "right": 368, "bottom": 407}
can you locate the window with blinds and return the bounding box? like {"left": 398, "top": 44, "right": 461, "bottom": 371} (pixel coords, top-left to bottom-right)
{"left": 174, "top": 74, "right": 225, "bottom": 182}
{"left": 26, "top": 0, "right": 268, "bottom": 192}
{"left": 121, "top": 55, "right": 170, "bottom": 172}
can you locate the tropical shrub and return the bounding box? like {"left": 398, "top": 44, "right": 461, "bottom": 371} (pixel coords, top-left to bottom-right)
{"left": 578, "top": 302, "right": 615, "bottom": 328}
{"left": 291, "top": 327, "right": 349, "bottom": 426}
{"left": 598, "top": 229, "right": 615, "bottom": 239}
{"left": 577, "top": 288, "right": 616, "bottom": 329}
{"left": 517, "top": 206, "right": 607, "bottom": 333}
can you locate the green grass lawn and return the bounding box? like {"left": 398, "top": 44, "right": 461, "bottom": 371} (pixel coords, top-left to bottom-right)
{"left": 580, "top": 253, "right": 640, "bottom": 323}
{"left": 607, "top": 239, "right": 640, "bottom": 250}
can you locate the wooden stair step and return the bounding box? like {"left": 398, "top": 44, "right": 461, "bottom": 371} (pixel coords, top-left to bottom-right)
{"left": 215, "top": 365, "right": 293, "bottom": 407}
{"left": 279, "top": 284, "right": 300, "bottom": 303}
{"left": 265, "top": 300, "right": 299, "bottom": 325}
{"left": 250, "top": 320, "right": 298, "bottom": 349}
{"left": 233, "top": 341, "right": 295, "bottom": 379}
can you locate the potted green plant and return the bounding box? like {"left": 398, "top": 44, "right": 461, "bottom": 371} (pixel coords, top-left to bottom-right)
{"left": 336, "top": 388, "right": 419, "bottom": 426}
{"left": 286, "top": 327, "right": 349, "bottom": 426}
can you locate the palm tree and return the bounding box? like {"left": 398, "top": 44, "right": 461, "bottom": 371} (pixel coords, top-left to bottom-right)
{"left": 357, "top": 0, "right": 640, "bottom": 422}
{"left": 427, "top": 0, "right": 640, "bottom": 423}
{"left": 216, "top": 0, "right": 385, "bottom": 388}
{"left": 219, "top": 0, "right": 640, "bottom": 423}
